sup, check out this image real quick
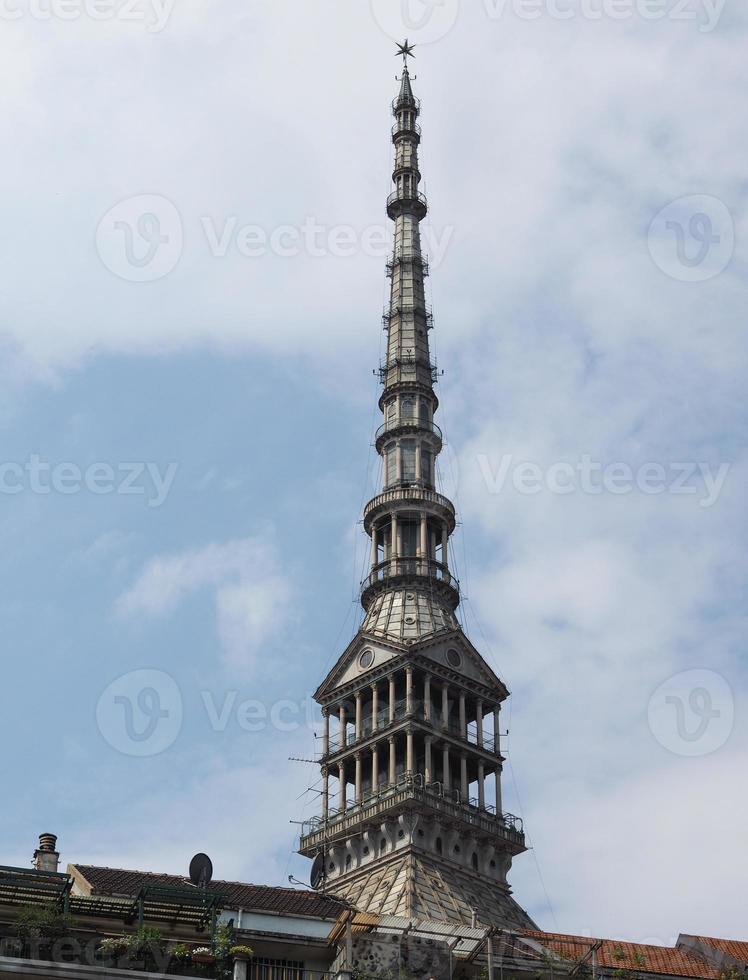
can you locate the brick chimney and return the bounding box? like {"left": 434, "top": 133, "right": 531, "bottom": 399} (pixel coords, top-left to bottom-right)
{"left": 34, "top": 833, "right": 59, "bottom": 873}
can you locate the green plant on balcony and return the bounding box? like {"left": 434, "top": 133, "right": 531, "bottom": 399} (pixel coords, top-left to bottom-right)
{"left": 129, "top": 926, "right": 167, "bottom": 971}
{"left": 12, "top": 905, "right": 75, "bottom": 954}
{"left": 228, "top": 946, "right": 254, "bottom": 960}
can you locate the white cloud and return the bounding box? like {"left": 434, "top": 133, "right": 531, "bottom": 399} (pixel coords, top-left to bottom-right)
{"left": 116, "top": 536, "right": 291, "bottom": 672}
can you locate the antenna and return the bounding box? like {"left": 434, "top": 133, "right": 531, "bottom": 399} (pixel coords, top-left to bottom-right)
{"left": 189, "top": 853, "right": 214, "bottom": 889}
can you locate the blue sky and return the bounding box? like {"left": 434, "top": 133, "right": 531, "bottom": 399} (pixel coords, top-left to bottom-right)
{"left": 1, "top": 0, "right": 747, "bottom": 946}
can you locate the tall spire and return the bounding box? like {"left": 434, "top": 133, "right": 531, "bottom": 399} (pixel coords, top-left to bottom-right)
{"left": 298, "top": 51, "right": 533, "bottom": 932}
{"left": 363, "top": 44, "right": 458, "bottom": 640}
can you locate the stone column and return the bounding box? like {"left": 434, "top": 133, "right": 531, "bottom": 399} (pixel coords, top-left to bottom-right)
{"left": 460, "top": 754, "right": 468, "bottom": 801}
{"left": 396, "top": 440, "right": 402, "bottom": 483}
{"left": 339, "top": 704, "right": 346, "bottom": 748}
{"left": 459, "top": 693, "right": 467, "bottom": 739}
{"left": 478, "top": 760, "right": 485, "bottom": 810}
{"left": 443, "top": 745, "right": 451, "bottom": 793}
{"left": 425, "top": 737, "right": 433, "bottom": 784}
{"left": 390, "top": 513, "right": 398, "bottom": 571}
{"left": 415, "top": 442, "right": 422, "bottom": 481}
{"left": 406, "top": 730, "right": 414, "bottom": 773}
{"left": 355, "top": 753, "right": 362, "bottom": 804}
{"left": 441, "top": 682, "right": 449, "bottom": 730}
{"left": 370, "top": 525, "right": 378, "bottom": 571}
{"left": 322, "top": 766, "right": 329, "bottom": 820}
{"left": 389, "top": 674, "right": 396, "bottom": 723}
{"left": 389, "top": 736, "right": 396, "bottom": 785}
{"left": 493, "top": 705, "right": 501, "bottom": 754}
{"left": 371, "top": 684, "right": 379, "bottom": 732}
{"left": 424, "top": 674, "right": 431, "bottom": 722}
{"left": 322, "top": 708, "right": 330, "bottom": 757}
{"left": 406, "top": 666, "right": 414, "bottom": 715}
{"left": 441, "top": 525, "right": 449, "bottom": 570}
{"left": 355, "top": 692, "right": 362, "bottom": 742}
{"left": 476, "top": 699, "right": 484, "bottom": 748}
{"left": 339, "top": 762, "right": 346, "bottom": 811}
{"left": 495, "top": 765, "right": 503, "bottom": 816}
{"left": 372, "top": 745, "right": 379, "bottom": 793}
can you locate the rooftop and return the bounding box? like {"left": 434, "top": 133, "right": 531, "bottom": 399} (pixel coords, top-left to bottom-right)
{"left": 522, "top": 930, "right": 725, "bottom": 979}
{"left": 70, "top": 864, "right": 347, "bottom": 921}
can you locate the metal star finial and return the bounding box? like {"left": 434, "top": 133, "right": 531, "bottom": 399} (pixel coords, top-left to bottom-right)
{"left": 395, "top": 39, "right": 416, "bottom": 64}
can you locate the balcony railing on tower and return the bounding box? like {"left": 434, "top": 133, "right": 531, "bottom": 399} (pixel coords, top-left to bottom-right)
{"left": 299, "top": 773, "right": 526, "bottom": 853}
{"left": 386, "top": 189, "right": 428, "bottom": 220}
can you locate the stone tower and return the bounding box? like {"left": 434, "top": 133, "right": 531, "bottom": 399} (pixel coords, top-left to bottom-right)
{"left": 299, "top": 50, "right": 534, "bottom": 930}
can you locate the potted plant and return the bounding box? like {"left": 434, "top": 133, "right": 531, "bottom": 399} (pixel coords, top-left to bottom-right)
{"left": 98, "top": 937, "right": 130, "bottom": 958}
{"left": 192, "top": 947, "right": 216, "bottom": 965}
{"left": 229, "top": 946, "right": 253, "bottom": 962}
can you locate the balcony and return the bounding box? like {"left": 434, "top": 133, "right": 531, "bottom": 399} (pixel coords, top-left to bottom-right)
{"left": 378, "top": 354, "right": 439, "bottom": 387}
{"left": 363, "top": 486, "right": 455, "bottom": 534}
{"left": 386, "top": 254, "right": 429, "bottom": 278}
{"left": 386, "top": 190, "right": 428, "bottom": 221}
{"left": 361, "top": 558, "right": 459, "bottom": 611}
{"left": 324, "top": 697, "right": 422, "bottom": 756}
{"left": 374, "top": 417, "right": 442, "bottom": 453}
{"left": 299, "top": 774, "right": 526, "bottom": 854}
{"left": 382, "top": 303, "right": 433, "bottom": 329}
{"left": 392, "top": 121, "right": 422, "bottom": 141}
{"left": 392, "top": 95, "right": 421, "bottom": 113}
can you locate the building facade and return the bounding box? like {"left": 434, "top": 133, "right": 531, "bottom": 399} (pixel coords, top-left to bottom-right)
{"left": 298, "top": 53, "right": 532, "bottom": 930}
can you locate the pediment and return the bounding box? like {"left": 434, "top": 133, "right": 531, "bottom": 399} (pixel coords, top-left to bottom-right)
{"left": 314, "top": 626, "right": 508, "bottom": 704}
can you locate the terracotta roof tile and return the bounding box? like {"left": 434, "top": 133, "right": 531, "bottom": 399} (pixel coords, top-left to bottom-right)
{"left": 683, "top": 936, "right": 748, "bottom": 966}
{"left": 71, "top": 865, "right": 347, "bottom": 921}
{"left": 522, "top": 931, "right": 721, "bottom": 979}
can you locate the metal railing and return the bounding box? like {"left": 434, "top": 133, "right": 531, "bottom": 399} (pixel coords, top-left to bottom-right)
{"left": 392, "top": 121, "right": 422, "bottom": 139}
{"left": 375, "top": 417, "right": 442, "bottom": 443}
{"left": 364, "top": 485, "right": 455, "bottom": 525}
{"left": 324, "top": 703, "right": 499, "bottom": 758}
{"left": 387, "top": 189, "right": 428, "bottom": 211}
{"left": 392, "top": 95, "right": 421, "bottom": 112}
{"left": 386, "top": 254, "right": 429, "bottom": 277}
{"left": 378, "top": 354, "right": 439, "bottom": 385}
{"left": 361, "top": 557, "right": 458, "bottom": 594}
{"left": 382, "top": 302, "right": 433, "bottom": 325}
{"left": 300, "top": 775, "right": 525, "bottom": 849}
{"left": 325, "top": 698, "right": 423, "bottom": 755}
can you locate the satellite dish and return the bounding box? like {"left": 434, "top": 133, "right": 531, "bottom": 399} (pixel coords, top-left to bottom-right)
{"left": 310, "top": 853, "right": 325, "bottom": 890}
{"left": 189, "top": 853, "right": 214, "bottom": 889}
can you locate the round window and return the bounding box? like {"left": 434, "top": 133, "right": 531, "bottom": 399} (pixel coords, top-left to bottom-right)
{"left": 359, "top": 649, "right": 375, "bottom": 670}
{"left": 446, "top": 648, "right": 462, "bottom": 668}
